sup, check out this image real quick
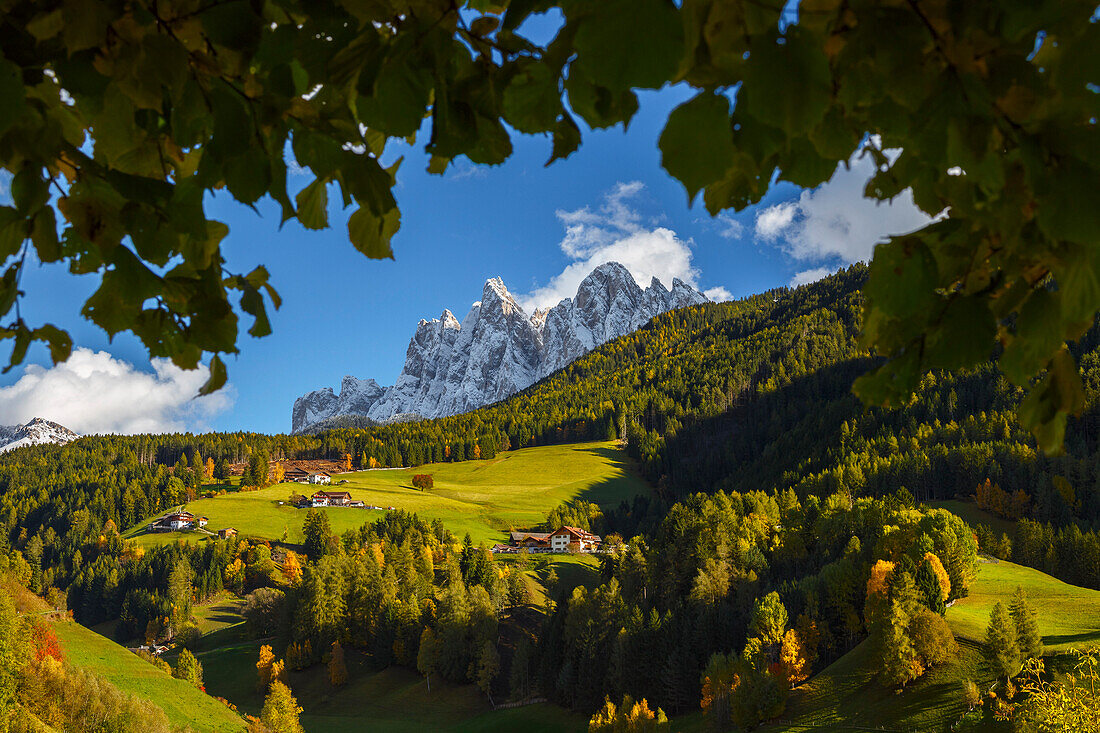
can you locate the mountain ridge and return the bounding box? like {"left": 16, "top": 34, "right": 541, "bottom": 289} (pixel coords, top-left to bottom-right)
{"left": 292, "top": 262, "right": 708, "bottom": 432}
{"left": 0, "top": 417, "right": 80, "bottom": 452}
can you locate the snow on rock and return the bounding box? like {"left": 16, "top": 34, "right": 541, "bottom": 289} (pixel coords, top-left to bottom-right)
{"left": 291, "top": 262, "right": 710, "bottom": 432}
{"left": 0, "top": 417, "right": 79, "bottom": 453}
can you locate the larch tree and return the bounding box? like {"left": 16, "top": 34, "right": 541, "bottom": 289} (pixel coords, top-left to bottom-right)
{"left": 260, "top": 681, "right": 305, "bottom": 733}
{"left": 328, "top": 641, "right": 348, "bottom": 687}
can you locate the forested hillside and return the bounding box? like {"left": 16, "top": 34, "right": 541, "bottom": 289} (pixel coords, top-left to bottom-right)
{"left": 1, "top": 266, "right": 1100, "bottom": 729}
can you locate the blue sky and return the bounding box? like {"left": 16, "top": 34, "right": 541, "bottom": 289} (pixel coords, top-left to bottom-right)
{"left": 0, "top": 71, "right": 931, "bottom": 435}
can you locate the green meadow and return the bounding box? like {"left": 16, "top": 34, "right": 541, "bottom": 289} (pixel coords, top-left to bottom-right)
{"left": 946, "top": 558, "right": 1100, "bottom": 650}
{"left": 125, "top": 441, "right": 648, "bottom": 548}
{"left": 52, "top": 618, "right": 246, "bottom": 733}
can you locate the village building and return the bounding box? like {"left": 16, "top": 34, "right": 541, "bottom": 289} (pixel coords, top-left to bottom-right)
{"left": 284, "top": 466, "right": 310, "bottom": 482}
{"left": 307, "top": 471, "right": 332, "bottom": 485}
{"left": 311, "top": 490, "right": 352, "bottom": 507}
{"left": 495, "top": 526, "right": 601, "bottom": 553}
{"left": 548, "top": 526, "right": 601, "bottom": 553}
{"left": 148, "top": 511, "right": 207, "bottom": 533}
{"left": 218, "top": 527, "right": 238, "bottom": 539}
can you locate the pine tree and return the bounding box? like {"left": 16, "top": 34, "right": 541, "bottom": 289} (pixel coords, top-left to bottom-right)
{"left": 915, "top": 560, "right": 945, "bottom": 615}
{"left": 1010, "top": 587, "right": 1043, "bottom": 661}
{"left": 985, "top": 601, "right": 1021, "bottom": 680}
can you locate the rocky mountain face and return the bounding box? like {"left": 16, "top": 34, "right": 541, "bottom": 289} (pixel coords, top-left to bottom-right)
{"left": 292, "top": 262, "right": 709, "bottom": 432}
{"left": 0, "top": 417, "right": 80, "bottom": 453}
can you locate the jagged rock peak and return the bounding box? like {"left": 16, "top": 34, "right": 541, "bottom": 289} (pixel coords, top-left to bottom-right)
{"left": 291, "top": 262, "right": 711, "bottom": 432}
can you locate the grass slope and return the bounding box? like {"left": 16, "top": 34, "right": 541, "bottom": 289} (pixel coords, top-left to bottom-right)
{"left": 928, "top": 499, "right": 1017, "bottom": 538}
{"left": 126, "top": 441, "right": 648, "bottom": 547}
{"left": 200, "top": 638, "right": 585, "bottom": 733}
{"left": 946, "top": 558, "right": 1100, "bottom": 651}
{"left": 762, "top": 638, "right": 992, "bottom": 732}
{"left": 52, "top": 619, "right": 246, "bottom": 733}
{"left": 761, "top": 559, "right": 1100, "bottom": 732}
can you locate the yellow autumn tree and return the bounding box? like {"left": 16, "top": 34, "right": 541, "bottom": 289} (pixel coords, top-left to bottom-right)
{"left": 271, "top": 659, "right": 287, "bottom": 685}
{"left": 589, "top": 695, "right": 668, "bottom": 732}
{"left": 922, "top": 553, "right": 952, "bottom": 601}
{"left": 270, "top": 463, "right": 285, "bottom": 485}
{"left": 204, "top": 457, "right": 215, "bottom": 480}
{"left": 283, "top": 551, "right": 303, "bottom": 584}
{"left": 256, "top": 645, "right": 275, "bottom": 691}
{"left": 866, "top": 560, "right": 896, "bottom": 602}
{"left": 779, "top": 629, "right": 810, "bottom": 686}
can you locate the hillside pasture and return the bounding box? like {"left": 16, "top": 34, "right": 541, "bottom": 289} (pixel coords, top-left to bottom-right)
{"left": 125, "top": 441, "right": 649, "bottom": 547}
{"left": 762, "top": 638, "right": 993, "bottom": 733}
{"left": 946, "top": 558, "right": 1100, "bottom": 651}
{"left": 52, "top": 619, "right": 246, "bottom": 733}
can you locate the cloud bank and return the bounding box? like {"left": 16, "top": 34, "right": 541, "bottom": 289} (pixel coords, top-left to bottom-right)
{"left": 754, "top": 145, "right": 934, "bottom": 287}
{"left": 521, "top": 182, "right": 728, "bottom": 310}
{"left": 0, "top": 348, "right": 233, "bottom": 434}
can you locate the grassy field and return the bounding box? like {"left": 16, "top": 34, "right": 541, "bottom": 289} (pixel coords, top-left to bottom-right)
{"left": 761, "top": 637, "right": 993, "bottom": 732}
{"left": 125, "top": 441, "right": 649, "bottom": 548}
{"left": 199, "top": 636, "right": 587, "bottom": 733}
{"left": 928, "top": 499, "right": 1017, "bottom": 538}
{"left": 52, "top": 618, "right": 246, "bottom": 733}
{"left": 946, "top": 558, "right": 1100, "bottom": 651}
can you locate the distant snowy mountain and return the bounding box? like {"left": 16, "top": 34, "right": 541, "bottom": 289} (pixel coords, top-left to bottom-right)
{"left": 292, "top": 262, "right": 709, "bottom": 432}
{"left": 0, "top": 418, "right": 80, "bottom": 453}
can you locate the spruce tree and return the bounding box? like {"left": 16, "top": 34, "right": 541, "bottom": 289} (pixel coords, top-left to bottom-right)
{"left": 1010, "top": 587, "right": 1043, "bottom": 661}
{"left": 915, "top": 560, "right": 946, "bottom": 615}
{"left": 985, "top": 601, "right": 1021, "bottom": 680}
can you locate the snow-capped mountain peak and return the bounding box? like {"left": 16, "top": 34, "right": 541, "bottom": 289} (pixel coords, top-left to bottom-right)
{"left": 291, "top": 262, "right": 710, "bottom": 432}
{"left": 0, "top": 417, "right": 80, "bottom": 453}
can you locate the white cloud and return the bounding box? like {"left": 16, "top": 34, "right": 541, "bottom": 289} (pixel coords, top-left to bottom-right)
{"left": 789, "top": 267, "right": 835, "bottom": 287}
{"left": 754, "top": 145, "right": 934, "bottom": 268}
{"left": 716, "top": 213, "right": 744, "bottom": 240}
{"left": 0, "top": 348, "right": 233, "bottom": 435}
{"left": 521, "top": 182, "right": 728, "bottom": 310}
{"left": 704, "top": 286, "right": 734, "bottom": 301}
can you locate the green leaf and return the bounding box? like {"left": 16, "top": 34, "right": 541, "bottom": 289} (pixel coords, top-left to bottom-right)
{"left": 0, "top": 264, "right": 19, "bottom": 317}
{"left": 31, "top": 208, "right": 61, "bottom": 263}
{"left": 999, "top": 289, "right": 1064, "bottom": 386}
{"left": 32, "top": 324, "right": 72, "bottom": 364}
{"left": 356, "top": 35, "right": 434, "bottom": 138}
{"left": 572, "top": 0, "right": 683, "bottom": 91}
{"left": 3, "top": 324, "right": 31, "bottom": 374}
{"left": 547, "top": 113, "right": 581, "bottom": 166}
{"left": 1018, "top": 348, "right": 1086, "bottom": 455}
{"left": 11, "top": 169, "right": 48, "bottom": 214}
{"left": 240, "top": 284, "right": 271, "bottom": 338}
{"left": 502, "top": 62, "right": 561, "bottom": 134}
{"left": 26, "top": 9, "right": 64, "bottom": 41}
{"left": 659, "top": 92, "right": 735, "bottom": 203}
{"left": 863, "top": 236, "right": 940, "bottom": 321}
{"left": 742, "top": 27, "right": 832, "bottom": 134}
{"left": 0, "top": 208, "right": 26, "bottom": 260}
{"left": 348, "top": 206, "right": 399, "bottom": 259}
{"left": 199, "top": 355, "right": 228, "bottom": 396}
{"left": 924, "top": 294, "right": 995, "bottom": 370}
{"left": 564, "top": 66, "right": 639, "bottom": 130}
{"left": 296, "top": 179, "right": 329, "bottom": 230}
{"left": 225, "top": 148, "right": 271, "bottom": 205}
{"left": 0, "top": 60, "right": 26, "bottom": 135}
{"left": 201, "top": 0, "right": 262, "bottom": 53}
